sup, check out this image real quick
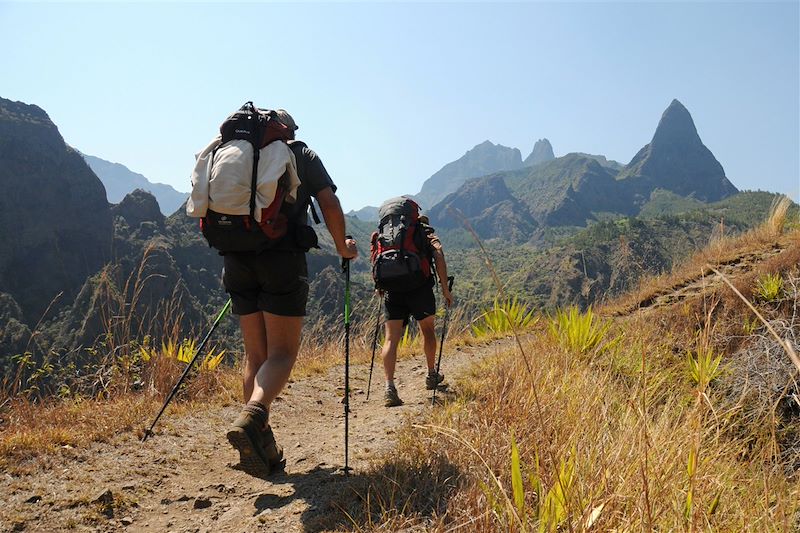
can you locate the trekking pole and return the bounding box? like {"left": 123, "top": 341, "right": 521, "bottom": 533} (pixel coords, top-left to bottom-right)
{"left": 142, "top": 299, "right": 232, "bottom": 442}
{"left": 341, "top": 235, "right": 353, "bottom": 476}
{"left": 432, "top": 276, "right": 455, "bottom": 406}
{"left": 366, "top": 295, "right": 382, "bottom": 401}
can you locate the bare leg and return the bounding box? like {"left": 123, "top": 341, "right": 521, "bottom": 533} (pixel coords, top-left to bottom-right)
{"left": 248, "top": 312, "right": 304, "bottom": 408}
{"left": 381, "top": 319, "right": 405, "bottom": 382}
{"left": 418, "top": 315, "right": 437, "bottom": 371}
{"left": 239, "top": 312, "right": 268, "bottom": 403}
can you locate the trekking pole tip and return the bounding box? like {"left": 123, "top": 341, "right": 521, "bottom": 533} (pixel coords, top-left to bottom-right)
{"left": 336, "top": 465, "right": 354, "bottom": 476}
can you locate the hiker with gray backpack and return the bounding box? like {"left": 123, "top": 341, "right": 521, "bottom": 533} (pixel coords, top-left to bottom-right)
{"left": 370, "top": 197, "right": 453, "bottom": 407}
{"left": 187, "top": 103, "right": 357, "bottom": 477}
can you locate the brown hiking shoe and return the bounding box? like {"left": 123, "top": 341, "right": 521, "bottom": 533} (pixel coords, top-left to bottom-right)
{"left": 384, "top": 385, "right": 404, "bottom": 407}
{"left": 425, "top": 371, "right": 445, "bottom": 390}
{"left": 261, "top": 425, "right": 286, "bottom": 472}
{"left": 226, "top": 411, "right": 271, "bottom": 478}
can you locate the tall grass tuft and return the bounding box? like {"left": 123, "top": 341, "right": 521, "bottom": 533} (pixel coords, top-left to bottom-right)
{"left": 472, "top": 298, "right": 538, "bottom": 338}
{"left": 139, "top": 338, "right": 226, "bottom": 372}
{"left": 764, "top": 194, "right": 792, "bottom": 237}
{"left": 548, "top": 306, "right": 616, "bottom": 355}
{"left": 755, "top": 272, "right": 784, "bottom": 302}
{"left": 686, "top": 347, "right": 722, "bottom": 392}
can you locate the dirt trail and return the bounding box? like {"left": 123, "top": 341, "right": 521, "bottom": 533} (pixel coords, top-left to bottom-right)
{"left": 2, "top": 338, "right": 514, "bottom": 533}
{"left": 614, "top": 241, "right": 789, "bottom": 315}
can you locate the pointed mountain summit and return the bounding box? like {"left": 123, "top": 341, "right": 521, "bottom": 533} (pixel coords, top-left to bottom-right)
{"left": 618, "top": 99, "right": 738, "bottom": 203}
{"left": 415, "top": 140, "right": 524, "bottom": 209}
{"left": 524, "top": 138, "right": 555, "bottom": 167}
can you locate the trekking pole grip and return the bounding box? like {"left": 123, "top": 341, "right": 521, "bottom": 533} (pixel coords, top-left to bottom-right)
{"left": 447, "top": 276, "right": 454, "bottom": 292}
{"left": 341, "top": 234, "right": 354, "bottom": 270}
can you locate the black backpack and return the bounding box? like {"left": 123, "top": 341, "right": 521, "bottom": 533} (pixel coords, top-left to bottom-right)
{"left": 199, "top": 102, "right": 294, "bottom": 253}
{"left": 370, "top": 197, "right": 432, "bottom": 292}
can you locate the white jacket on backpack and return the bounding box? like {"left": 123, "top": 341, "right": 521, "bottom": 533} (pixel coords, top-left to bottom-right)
{"left": 186, "top": 136, "right": 301, "bottom": 222}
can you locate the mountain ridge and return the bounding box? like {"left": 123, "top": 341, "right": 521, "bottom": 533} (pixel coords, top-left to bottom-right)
{"left": 82, "top": 153, "right": 188, "bottom": 216}
{"left": 429, "top": 99, "right": 739, "bottom": 234}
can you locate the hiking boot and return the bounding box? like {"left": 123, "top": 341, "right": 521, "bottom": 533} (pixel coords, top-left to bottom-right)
{"left": 261, "top": 425, "right": 286, "bottom": 472}
{"left": 226, "top": 410, "right": 271, "bottom": 478}
{"left": 425, "top": 371, "right": 445, "bottom": 390}
{"left": 384, "top": 385, "right": 404, "bottom": 407}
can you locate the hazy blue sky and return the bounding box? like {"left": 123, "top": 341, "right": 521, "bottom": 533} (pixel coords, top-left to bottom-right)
{"left": 1, "top": 1, "right": 798, "bottom": 211}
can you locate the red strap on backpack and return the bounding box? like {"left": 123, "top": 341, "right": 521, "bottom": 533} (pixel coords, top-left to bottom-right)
{"left": 257, "top": 182, "right": 288, "bottom": 239}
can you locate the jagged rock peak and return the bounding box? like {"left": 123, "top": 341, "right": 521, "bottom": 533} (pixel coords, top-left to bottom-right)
{"left": 619, "top": 99, "right": 738, "bottom": 203}
{"left": 651, "top": 99, "right": 700, "bottom": 147}
{"left": 524, "top": 138, "right": 555, "bottom": 167}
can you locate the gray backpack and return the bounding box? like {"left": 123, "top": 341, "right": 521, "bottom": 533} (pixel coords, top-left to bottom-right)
{"left": 370, "top": 197, "right": 432, "bottom": 292}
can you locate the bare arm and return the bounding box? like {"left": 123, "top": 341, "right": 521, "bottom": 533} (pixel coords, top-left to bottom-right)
{"left": 316, "top": 186, "right": 357, "bottom": 259}
{"left": 429, "top": 235, "right": 453, "bottom": 307}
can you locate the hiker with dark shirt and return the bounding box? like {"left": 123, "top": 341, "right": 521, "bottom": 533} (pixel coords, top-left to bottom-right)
{"left": 224, "top": 109, "right": 357, "bottom": 476}
{"left": 372, "top": 201, "right": 453, "bottom": 407}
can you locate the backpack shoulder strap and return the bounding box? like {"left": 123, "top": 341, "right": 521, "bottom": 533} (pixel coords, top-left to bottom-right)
{"left": 286, "top": 140, "right": 321, "bottom": 224}
{"left": 416, "top": 223, "right": 436, "bottom": 258}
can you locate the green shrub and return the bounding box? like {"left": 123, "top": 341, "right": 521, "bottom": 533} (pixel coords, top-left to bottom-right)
{"left": 687, "top": 348, "right": 722, "bottom": 391}
{"left": 471, "top": 298, "right": 537, "bottom": 337}
{"left": 548, "top": 306, "right": 615, "bottom": 355}
{"left": 755, "top": 273, "right": 784, "bottom": 302}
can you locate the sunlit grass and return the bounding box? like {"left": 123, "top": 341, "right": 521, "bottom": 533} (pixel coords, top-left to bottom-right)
{"left": 471, "top": 298, "right": 538, "bottom": 338}
{"left": 548, "top": 306, "right": 617, "bottom": 355}
{"left": 755, "top": 272, "right": 784, "bottom": 302}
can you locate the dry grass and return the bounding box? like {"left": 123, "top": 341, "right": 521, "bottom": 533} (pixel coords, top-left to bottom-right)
{"left": 342, "top": 205, "right": 800, "bottom": 531}
{"left": 0, "top": 395, "right": 156, "bottom": 474}
{"left": 0, "top": 364, "right": 242, "bottom": 475}
{"left": 351, "top": 313, "right": 799, "bottom": 531}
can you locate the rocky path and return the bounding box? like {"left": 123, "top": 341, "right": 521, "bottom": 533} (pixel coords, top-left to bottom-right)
{"left": 2, "top": 338, "right": 513, "bottom": 533}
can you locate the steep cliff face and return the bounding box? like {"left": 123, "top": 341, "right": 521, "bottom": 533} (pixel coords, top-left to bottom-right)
{"left": 618, "top": 99, "right": 738, "bottom": 204}
{"left": 0, "top": 97, "right": 112, "bottom": 324}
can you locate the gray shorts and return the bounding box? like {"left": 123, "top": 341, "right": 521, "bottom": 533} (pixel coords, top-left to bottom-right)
{"left": 223, "top": 251, "right": 309, "bottom": 316}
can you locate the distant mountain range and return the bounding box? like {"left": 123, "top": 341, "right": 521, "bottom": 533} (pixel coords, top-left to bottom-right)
{"left": 350, "top": 138, "right": 559, "bottom": 222}
{"left": 428, "top": 99, "right": 739, "bottom": 238}
{"left": 82, "top": 153, "right": 188, "bottom": 216}
{"left": 414, "top": 138, "right": 556, "bottom": 209}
